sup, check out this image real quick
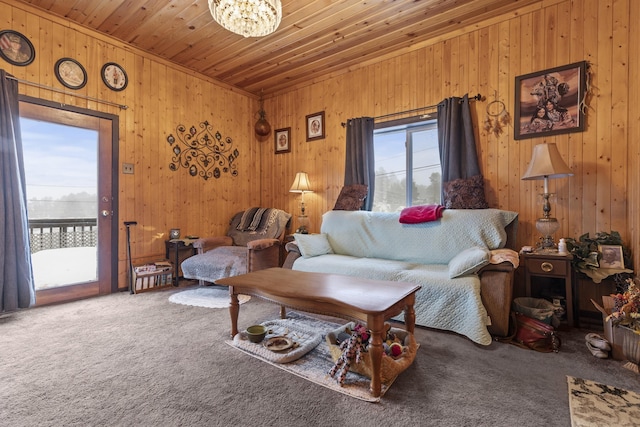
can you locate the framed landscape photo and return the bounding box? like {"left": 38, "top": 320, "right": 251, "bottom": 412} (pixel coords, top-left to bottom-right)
{"left": 0, "top": 30, "right": 35, "bottom": 66}
{"left": 514, "top": 61, "right": 587, "bottom": 140}
{"left": 274, "top": 127, "right": 291, "bottom": 154}
{"left": 101, "top": 62, "right": 128, "bottom": 91}
{"left": 598, "top": 245, "right": 624, "bottom": 269}
{"left": 55, "top": 57, "right": 87, "bottom": 90}
{"left": 306, "top": 111, "right": 325, "bottom": 141}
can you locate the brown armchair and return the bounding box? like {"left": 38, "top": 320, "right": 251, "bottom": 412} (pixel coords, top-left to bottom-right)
{"left": 181, "top": 208, "right": 291, "bottom": 286}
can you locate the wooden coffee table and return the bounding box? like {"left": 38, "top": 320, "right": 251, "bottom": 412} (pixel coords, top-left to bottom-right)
{"left": 215, "top": 267, "right": 421, "bottom": 397}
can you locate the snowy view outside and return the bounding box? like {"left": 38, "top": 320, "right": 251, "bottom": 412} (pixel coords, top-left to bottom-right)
{"left": 20, "top": 117, "right": 99, "bottom": 289}
{"left": 20, "top": 118, "right": 98, "bottom": 219}
{"left": 373, "top": 122, "right": 440, "bottom": 212}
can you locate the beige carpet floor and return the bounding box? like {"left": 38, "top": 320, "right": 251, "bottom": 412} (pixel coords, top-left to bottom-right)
{"left": 1, "top": 286, "right": 639, "bottom": 426}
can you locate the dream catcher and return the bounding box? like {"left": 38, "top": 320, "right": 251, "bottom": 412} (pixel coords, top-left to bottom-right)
{"left": 484, "top": 93, "right": 511, "bottom": 137}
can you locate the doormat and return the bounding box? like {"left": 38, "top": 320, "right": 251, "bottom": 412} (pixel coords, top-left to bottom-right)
{"left": 567, "top": 376, "right": 640, "bottom": 426}
{"left": 168, "top": 287, "right": 250, "bottom": 308}
{"left": 226, "top": 312, "right": 415, "bottom": 402}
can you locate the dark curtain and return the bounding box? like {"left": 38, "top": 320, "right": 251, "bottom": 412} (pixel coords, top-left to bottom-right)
{"left": 0, "top": 70, "right": 35, "bottom": 311}
{"left": 437, "top": 93, "right": 481, "bottom": 188}
{"left": 344, "top": 117, "right": 375, "bottom": 211}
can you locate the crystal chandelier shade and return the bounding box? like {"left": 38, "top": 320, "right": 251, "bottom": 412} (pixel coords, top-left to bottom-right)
{"left": 208, "top": 0, "right": 282, "bottom": 38}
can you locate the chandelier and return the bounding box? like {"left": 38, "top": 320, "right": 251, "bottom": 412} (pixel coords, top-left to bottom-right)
{"left": 208, "top": 0, "right": 282, "bottom": 38}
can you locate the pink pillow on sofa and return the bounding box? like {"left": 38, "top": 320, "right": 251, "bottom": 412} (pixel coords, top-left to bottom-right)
{"left": 399, "top": 204, "right": 445, "bottom": 224}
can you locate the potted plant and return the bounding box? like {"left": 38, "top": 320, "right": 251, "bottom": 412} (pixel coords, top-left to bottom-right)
{"left": 564, "top": 231, "right": 633, "bottom": 284}
{"left": 608, "top": 277, "right": 640, "bottom": 372}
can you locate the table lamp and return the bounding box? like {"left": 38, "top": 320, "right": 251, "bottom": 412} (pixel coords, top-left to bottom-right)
{"left": 289, "top": 172, "right": 313, "bottom": 233}
{"left": 521, "top": 143, "right": 573, "bottom": 249}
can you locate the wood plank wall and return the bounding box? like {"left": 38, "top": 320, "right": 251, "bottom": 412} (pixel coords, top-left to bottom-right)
{"left": 260, "top": 0, "right": 640, "bottom": 271}
{"left": 0, "top": 0, "right": 262, "bottom": 289}
{"left": 3, "top": 0, "right": 640, "bottom": 287}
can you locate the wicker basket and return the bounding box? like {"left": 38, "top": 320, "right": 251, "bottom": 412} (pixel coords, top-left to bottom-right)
{"left": 326, "top": 322, "right": 418, "bottom": 383}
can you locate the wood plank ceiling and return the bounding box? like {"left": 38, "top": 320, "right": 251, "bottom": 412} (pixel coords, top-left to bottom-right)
{"left": 17, "top": 0, "right": 543, "bottom": 96}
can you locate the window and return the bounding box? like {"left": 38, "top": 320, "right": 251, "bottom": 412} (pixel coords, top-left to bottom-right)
{"left": 372, "top": 119, "right": 440, "bottom": 212}
{"left": 21, "top": 117, "right": 98, "bottom": 220}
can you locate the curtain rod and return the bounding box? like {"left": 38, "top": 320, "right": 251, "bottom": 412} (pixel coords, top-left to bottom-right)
{"left": 341, "top": 93, "right": 482, "bottom": 127}
{"left": 4, "top": 75, "right": 128, "bottom": 110}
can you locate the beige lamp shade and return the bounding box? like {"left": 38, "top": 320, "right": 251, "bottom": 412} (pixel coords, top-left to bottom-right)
{"left": 522, "top": 143, "right": 573, "bottom": 181}
{"left": 289, "top": 172, "right": 313, "bottom": 193}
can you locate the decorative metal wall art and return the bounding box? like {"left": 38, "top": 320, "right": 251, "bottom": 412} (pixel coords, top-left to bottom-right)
{"left": 167, "top": 121, "right": 239, "bottom": 181}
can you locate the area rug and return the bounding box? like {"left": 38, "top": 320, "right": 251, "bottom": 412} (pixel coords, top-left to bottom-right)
{"left": 226, "top": 312, "right": 408, "bottom": 402}
{"left": 168, "top": 287, "right": 250, "bottom": 308}
{"left": 567, "top": 376, "right": 640, "bottom": 426}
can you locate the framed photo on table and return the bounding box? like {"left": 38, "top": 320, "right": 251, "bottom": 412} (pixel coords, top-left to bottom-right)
{"left": 0, "top": 30, "right": 35, "bottom": 66}
{"left": 514, "top": 61, "right": 587, "bottom": 140}
{"left": 55, "top": 57, "right": 87, "bottom": 90}
{"left": 306, "top": 111, "right": 325, "bottom": 141}
{"left": 598, "top": 245, "right": 624, "bottom": 269}
{"left": 274, "top": 127, "right": 291, "bottom": 154}
{"left": 101, "top": 62, "right": 128, "bottom": 91}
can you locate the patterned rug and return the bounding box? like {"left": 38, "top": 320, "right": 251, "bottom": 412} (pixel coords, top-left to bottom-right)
{"left": 567, "top": 376, "right": 640, "bottom": 426}
{"left": 226, "top": 312, "right": 409, "bottom": 402}
{"left": 168, "top": 287, "right": 250, "bottom": 308}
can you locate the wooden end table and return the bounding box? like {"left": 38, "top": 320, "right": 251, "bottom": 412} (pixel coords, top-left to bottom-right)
{"left": 523, "top": 251, "right": 574, "bottom": 327}
{"left": 166, "top": 239, "right": 198, "bottom": 286}
{"left": 216, "top": 267, "right": 421, "bottom": 398}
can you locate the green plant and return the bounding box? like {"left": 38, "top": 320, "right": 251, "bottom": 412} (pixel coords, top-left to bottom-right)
{"left": 609, "top": 277, "right": 640, "bottom": 333}
{"left": 564, "top": 231, "right": 633, "bottom": 272}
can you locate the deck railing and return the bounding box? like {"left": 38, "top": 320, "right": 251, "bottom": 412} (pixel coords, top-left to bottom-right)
{"left": 29, "top": 218, "right": 97, "bottom": 254}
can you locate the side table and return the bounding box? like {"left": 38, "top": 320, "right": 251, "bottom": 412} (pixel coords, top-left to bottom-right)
{"left": 523, "top": 251, "right": 574, "bottom": 328}
{"left": 166, "top": 239, "right": 198, "bottom": 286}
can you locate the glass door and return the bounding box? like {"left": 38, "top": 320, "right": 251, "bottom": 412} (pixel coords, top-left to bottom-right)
{"left": 19, "top": 100, "right": 115, "bottom": 305}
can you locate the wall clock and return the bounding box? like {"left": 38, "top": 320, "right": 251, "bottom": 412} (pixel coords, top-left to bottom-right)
{"left": 54, "top": 58, "right": 87, "bottom": 90}
{"left": 101, "top": 62, "right": 128, "bottom": 91}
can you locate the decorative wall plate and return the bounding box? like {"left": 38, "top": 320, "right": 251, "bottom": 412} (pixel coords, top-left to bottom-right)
{"left": 54, "top": 57, "right": 87, "bottom": 90}
{"left": 0, "top": 30, "right": 35, "bottom": 66}
{"left": 101, "top": 62, "right": 128, "bottom": 91}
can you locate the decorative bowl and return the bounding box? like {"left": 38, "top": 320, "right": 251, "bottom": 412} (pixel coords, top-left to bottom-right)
{"left": 246, "top": 325, "right": 268, "bottom": 343}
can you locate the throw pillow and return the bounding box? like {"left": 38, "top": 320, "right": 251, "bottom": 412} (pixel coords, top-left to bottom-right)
{"left": 448, "top": 246, "right": 491, "bottom": 279}
{"left": 442, "top": 175, "right": 489, "bottom": 209}
{"left": 333, "top": 184, "right": 368, "bottom": 210}
{"left": 294, "top": 233, "right": 334, "bottom": 258}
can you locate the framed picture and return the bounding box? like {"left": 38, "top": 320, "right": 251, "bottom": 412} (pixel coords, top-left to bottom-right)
{"left": 306, "top": 111, "right": 325, "bottom": 141}
{"left": 514, "top": 61, "right": 587, "bottom": 140}
{"left": 55, "top": 57, "right": 87, "bottom": 90}
{"left": 598, "top": 245, "right": 624, "bottom": 269}
{"left": 101, "top": 62, "right": 128, "bottom": 91}
{"left": 0, "top": 30, "right": 35, "bottom": 66}
{"left": 274, "top": 127, "right": 291, "bottom": 154}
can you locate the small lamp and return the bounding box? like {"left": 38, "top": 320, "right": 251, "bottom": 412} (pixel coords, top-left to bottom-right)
{"left": 521, "top": 143, "right": 573, "bottom": 249}
{"left": 289, "top": 172, "right": 313, "bottom": 234}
